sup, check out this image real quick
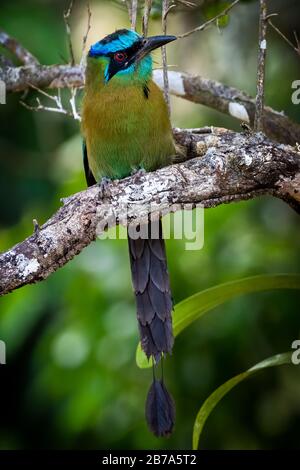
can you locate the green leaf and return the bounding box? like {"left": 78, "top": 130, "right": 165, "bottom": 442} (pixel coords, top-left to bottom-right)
{"left": 136, "top": 274, "right": 300, "bottom": 368}
{"left": 192, "top": 352, "right": 292, "bottom": 450}
{"left": 217, "top": 14, "right": 230, "bottom": 28}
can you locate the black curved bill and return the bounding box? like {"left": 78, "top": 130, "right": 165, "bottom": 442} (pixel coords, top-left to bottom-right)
{"left": 136, "top": 34, "right": 177, "bottom": 61}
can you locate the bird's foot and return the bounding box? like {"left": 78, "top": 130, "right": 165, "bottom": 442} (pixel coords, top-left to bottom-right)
{"left": 98, "top": 176, "right": 111, "bottom": 199}
{"left": 131, "top": 167, "right": 146, "bottom": 184}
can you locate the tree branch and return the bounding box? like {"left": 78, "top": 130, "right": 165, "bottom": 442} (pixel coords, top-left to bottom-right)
{"left": 153, "top": 70, "right": 300, "bottom": 146}
{"left": 1, "top": 127, "right": 299, "bottom": 297}
{"left": 0, "top": 29, "right": 39, "bottom": 65}
{"left": 177, "top": 0, "right": 240, "bottom": 39}
{"left": 162, "top": 0, "right": 171, "bottom": 114}
{"left": 142, "top": 0, "right": 153, "bottom": 37}
{"left": 268, "top": 18, "right": 300, "bottom": 58}
{"left": 1, "top": 61, "right": 299, "bottom": 145}
{"left": 254, "top": 0, "right": 267, "bottom": 132}
{"left": 63, "top": 0, "right": 76, "bottom": 66}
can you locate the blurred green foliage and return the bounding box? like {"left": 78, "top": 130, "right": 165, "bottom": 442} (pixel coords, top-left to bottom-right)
{"left": 0, "top": 0, "right": 300, "bottom": 450}
{"left": 193, "top": 351, "right": 293, "bottom": 450}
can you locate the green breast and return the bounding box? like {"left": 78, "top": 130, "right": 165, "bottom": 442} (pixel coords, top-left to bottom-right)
{"left": 81, "top": 78, "right": 175, "bottom": 181}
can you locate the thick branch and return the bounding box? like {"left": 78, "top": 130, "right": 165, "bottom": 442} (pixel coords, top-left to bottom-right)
{"left": 153, "top": 70, "right": 300, "bottom": 146}
{"left": 0, "top": 64, "right": 84, "bottom": 92}
{"left": 1, "top": 63, "right": 299, "bottom": 145}
{"left": 0, "top": 128, "right": 299, "bottom": 297}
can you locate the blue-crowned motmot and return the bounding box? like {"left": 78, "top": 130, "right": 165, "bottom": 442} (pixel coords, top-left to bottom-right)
{"left": 81, "top": 29, "right": 176, "bottom": 436}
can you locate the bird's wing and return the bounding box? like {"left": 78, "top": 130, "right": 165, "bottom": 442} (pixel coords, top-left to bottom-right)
{"left": 83, "top": 140, "right": 97, "bottom": 187}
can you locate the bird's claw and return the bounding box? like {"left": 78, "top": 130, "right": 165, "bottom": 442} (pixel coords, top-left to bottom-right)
{"left": 98, "top": 177, "right": 111, "bottom": 199}
{"left": 131, "top": 167, "right": 146, "bottom": 184}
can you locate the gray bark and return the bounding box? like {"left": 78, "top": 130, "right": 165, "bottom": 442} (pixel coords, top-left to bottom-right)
{"left": 1, "top": 63, "right": 299, "bottom": 145}
{"left": 0, "top": 127, "right": 299, "bottom": 297}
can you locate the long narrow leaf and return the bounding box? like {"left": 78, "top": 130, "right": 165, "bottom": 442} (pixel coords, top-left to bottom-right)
{"left": 192, "top": 352, "right": 292, "bottom": 449}
{"left": 136, "top": 274, "right": 300, "bottom": 368}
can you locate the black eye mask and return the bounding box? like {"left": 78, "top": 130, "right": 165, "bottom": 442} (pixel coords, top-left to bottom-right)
{"left": 104, "top": 40, "right": 143, "bottom": 82}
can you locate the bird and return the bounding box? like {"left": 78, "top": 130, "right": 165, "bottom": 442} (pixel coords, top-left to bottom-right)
{"left": 81, "top": 28, "right": 176, "bottom": 437}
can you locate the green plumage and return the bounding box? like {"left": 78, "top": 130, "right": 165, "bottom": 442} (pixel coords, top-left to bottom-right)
{"left": 81, "top": 58, "right": 175, "bottom": 180}
{"left": 81, "top": 29, "right": 176, "bottom": 437}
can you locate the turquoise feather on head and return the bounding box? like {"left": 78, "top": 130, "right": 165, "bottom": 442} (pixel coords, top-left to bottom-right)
{"left": 88, "top": 29, "right": 176, "bottom": 83}
{"left": 89, "top": 29, "right": 141, "bottom": 55}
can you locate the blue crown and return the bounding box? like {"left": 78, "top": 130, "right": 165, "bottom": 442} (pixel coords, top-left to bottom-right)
{"left": 89, "top": 29, "right": 141, "bottom": 57}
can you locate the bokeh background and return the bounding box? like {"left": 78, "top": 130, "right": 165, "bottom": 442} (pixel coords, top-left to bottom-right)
{"left": 0, "top": 0, "right": 300, "bottom": 450}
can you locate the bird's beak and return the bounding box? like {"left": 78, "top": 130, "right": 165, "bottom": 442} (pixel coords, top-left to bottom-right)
{"left": 136, "top": 35, "right": 177, "bottom": 62}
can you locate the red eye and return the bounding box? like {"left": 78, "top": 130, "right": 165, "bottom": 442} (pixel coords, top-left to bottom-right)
{"left": 114, "top": 52, "right": 127, "bottom": 63}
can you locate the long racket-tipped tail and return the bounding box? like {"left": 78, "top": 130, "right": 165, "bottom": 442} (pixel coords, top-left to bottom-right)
{"left": 127, "top": 220, "right": 174, "bottom": 362}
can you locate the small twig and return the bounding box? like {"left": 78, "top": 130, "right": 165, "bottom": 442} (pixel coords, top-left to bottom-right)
{"left": 175, "top": 0, "right": 196, "bottom": 7}
{"left": 131, "top": 0, "right": 138, "bottom": 31}
{"left": 80, "top": 2, "right": 92, "bottom": 65}
{"left": 69, "top": 87, "right": 81, "bottom": 120}
{"left": 20, "top": 83, "right": 81, "bottom": 120}
{"left": 0, "top": 29, "right": 39, "bottom": 65}
{"left": 177, "top": 0, "right": 240, "bottom": 39}
{"left": 20, "top": 98, "right": 70, "bottom": 116}
{"left": 294, "top": 31, "right": 300, "bottom": 53}
{"left": 142, "top": 0, "right": 152, "bottom": 37}
{"left": 254, "top": 0, "right": 268, "bottom": 132}
{"left": 162, "top": 0, "right": 171, "bottom": 115}
{"left": 164, "top": 3, "right": 177, "bottom": 18}
{"left": 64, "top": 0, "right": 76, "bottom": 66}
{"left": 268, "top": 18, "right": 300, "bottom": 57}
{"left": 124, "top": 0, "right": 132, "bottom": 19}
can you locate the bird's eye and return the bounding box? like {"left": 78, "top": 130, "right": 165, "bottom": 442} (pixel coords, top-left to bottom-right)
{"left": 114, "top": 52, "right": 127, "bottom": 63}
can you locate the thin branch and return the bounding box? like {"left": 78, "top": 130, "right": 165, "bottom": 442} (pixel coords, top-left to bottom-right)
{"left": 294, "top": 31, "right": 300, "bottom": 54}
{"left": 164, "top": 2, "right": 177, "bottom": 18}
{"left": 175, "top": 0, "right": 196, "bottom": 8}
{"left": 268, "top": 18, "right": 300, "bottom": 57}
{"left": 0, "top": 29, "right": 39, "bottom": 65}
{"left": 177, "top": 0, "right": 240, "bottom": 39}
{"left": 131, "top": 0, "right": 139, "bottom": 31}
{"left": 142, "top": 0, "right": 152, "bottom": 37}
{"left": 161, "top": 0, "right": 196, "bottom": 18}
{"left": 1, "top": 128, "right": 299, "bottom": 297}
{"left": 20, "top": 98, "right": 72, "bottom": 117}
{"left": 69, "top": 87, "right": 81, "bottom": 120}
{"left": 64, "top": 0, "right": 76, "bottom": 66}
{"left": 162, "top": 0, "right": 171, "bottom": 114}
{"left": 124, "top": 0, "right": 132, "bottom": 20}
{"left": 80, "top": 2, "right": 92, "bottom": 65}
{"left": 20, "top": 84, "right": 81, "bottom": 120}
{"left": 254, "top": 0, "right": 268, "bottom": 132}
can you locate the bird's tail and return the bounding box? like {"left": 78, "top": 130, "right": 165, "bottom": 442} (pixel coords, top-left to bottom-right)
{"left": 128, "top": 219, "right": 175, "bottom": 437}
{"left": 127, "top": 219, "right": 174, "bottom": 363}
